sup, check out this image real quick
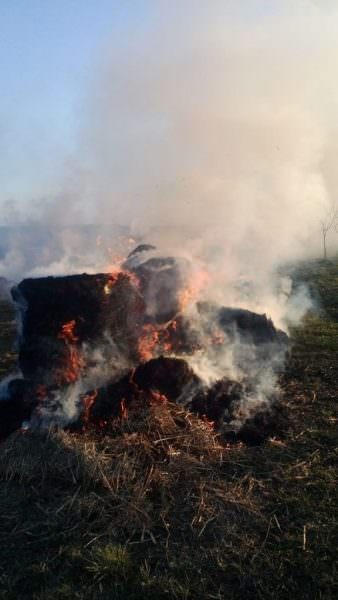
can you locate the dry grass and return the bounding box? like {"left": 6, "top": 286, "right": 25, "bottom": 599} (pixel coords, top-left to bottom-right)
{"left": 0, "top": 402, "right": 266, "bottom": 599}
{"left": 0, "top": 261, "right": 338, "bottom": 599}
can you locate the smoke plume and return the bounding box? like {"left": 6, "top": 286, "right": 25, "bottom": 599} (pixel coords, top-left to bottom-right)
{"left": 2, "top": 0, "right": 338, "bottom": 325}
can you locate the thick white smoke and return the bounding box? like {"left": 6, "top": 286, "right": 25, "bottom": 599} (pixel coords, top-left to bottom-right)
{"left": 75, "top": 0, "right": 338, "bottom": 326}
{"left": 2, "top": 1, "right": 338, "bottom": 321}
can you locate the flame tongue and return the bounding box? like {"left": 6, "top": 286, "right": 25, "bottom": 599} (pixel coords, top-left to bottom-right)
{"left": 120, "top": 398, "right": 128, "bottom": 419}
{"left": 58, "top": 319, "right": 79, "bottom": 343}
{"left": 104, "top": 268, "right": 140, "bottom": 296}
{"left": 82, "top": 390, "right": 98, "bottom": 426}
{"left": 137, "top": 324, "right": 162, "bottom": 362}
{"left": 135, "top": 264, "right": 210, "bottom": 362}
{"left": 178, "top": 269, "right": 210, "bottom": 312}
{"left": 137, "top": 318, "right": 186, "bottom": 363}
{"left": 56, "top": 319, "right": 84, "bottom": 385}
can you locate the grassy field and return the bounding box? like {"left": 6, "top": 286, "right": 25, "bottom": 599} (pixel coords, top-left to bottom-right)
{"left": 0, "top": 299, "right": 17, "bottom": 380}
{"left": 0, "top": 261, "right": 337, "bottom": 599}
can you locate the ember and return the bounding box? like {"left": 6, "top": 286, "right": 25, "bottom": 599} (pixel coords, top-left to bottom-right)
{"left": 58, "top": 319, "right": 79, "bottom": 343}
{"left": 56, "top": 320, "right": 84, "bottom": 385}
{"left": 120, "top": 398, "right": 128, "bottom": 419}
{"left": 178, "top": 269, "right": 210, "bottom": 312}
{"left": 82, "top": 390, "right": 98, "bottom": 425}
{"left": 138, "top": 323, "right": 161, "bottom": 362}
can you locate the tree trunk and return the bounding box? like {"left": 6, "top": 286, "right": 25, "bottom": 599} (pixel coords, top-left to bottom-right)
{"left": 323, "top": 231, "right": 327, "bottom": 260}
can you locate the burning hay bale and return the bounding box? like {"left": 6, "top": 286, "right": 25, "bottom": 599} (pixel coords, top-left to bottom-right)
{"left": 201, "top": 303, "right": 288, "bottom": 346}
{"left": 90, "top": 356, "right": 200, "bottom": 422}
{"left": 87, "top": 357, "right": 286, "bottom": 445}
{"left": 11, "top": 272, "right": 143, "bottom": 384}
{"left": 190, "top": 378, "right": 243, "bottom": 427}
{"left": 87, "top": 355, "right": 207, "bottom": 430}
{"left": 124, "top": 249, "right": 189, "bottom": 324}
{"left": 1, "top": 247, "right": 288, "bottom": 444}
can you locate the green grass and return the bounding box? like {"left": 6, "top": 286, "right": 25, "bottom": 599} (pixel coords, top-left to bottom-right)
{"left": 0, "top": 262, "right": 337, "bottom": 599}
{"left": 0, "top": 299, "right": 17, "bottom": 378}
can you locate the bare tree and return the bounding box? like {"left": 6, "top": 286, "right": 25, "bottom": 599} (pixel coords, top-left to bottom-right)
{"left": 321, "top": 202, "right": 338, "bottom": 260}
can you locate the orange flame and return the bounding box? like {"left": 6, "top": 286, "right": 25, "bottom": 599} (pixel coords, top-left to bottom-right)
{"left": 56, "top": 319, "right": 84, "bottom": 385}
{"left": 58, "top": 320, "right": 79, "bottom": 343}
{"left": 178, "top": 270, "right": 210, "bottom": 312}
{"left": 137, "top": 318, "right": 179, "bottom": 362}
{"left": 104, "top": 268, "right": 140, "bottom": 296}
{"left": 138, "top": 324, "right": 161, "bottom": 362}
{"left": 82, "top": 390, "right": 98, "bottom": 424}
{"left": 104, "top": 269, "right": 121, "bottom": 295}
{"left": 202, "top": 415, "right": 215, "bottom": 429}
{"left": 149, "top": 390, "right": 168, "bottom": 404}
{"left": 120, "top": 398, "right": 128, "bottom": 419}
{"left": 58, "top": 346, "right": 84, "bottom": 385}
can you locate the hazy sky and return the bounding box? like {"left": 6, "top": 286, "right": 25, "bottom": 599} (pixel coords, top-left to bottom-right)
{"left": 2, "top": 0, "right": 338, "bottom": 301}
{"left": 0, "top": 0, "right": 336, "bottom": 218}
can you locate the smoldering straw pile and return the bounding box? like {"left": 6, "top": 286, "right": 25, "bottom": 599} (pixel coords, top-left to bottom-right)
{"left": 0, "top": 245, "right": 288, "bottom": 444}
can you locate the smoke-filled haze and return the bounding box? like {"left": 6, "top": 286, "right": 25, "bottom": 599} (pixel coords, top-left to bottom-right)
{"left": 1, "top": 0, "right": 338, "bottom": 324}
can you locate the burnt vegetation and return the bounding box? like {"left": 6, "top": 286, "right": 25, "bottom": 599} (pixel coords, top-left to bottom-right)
{"left": 0, "top": 260, "right": 337, "bottom": 599}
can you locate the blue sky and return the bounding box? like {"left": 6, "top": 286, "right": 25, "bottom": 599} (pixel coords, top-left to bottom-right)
{"left": 0, "top": 1, "right": 151, "bottom": 207}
